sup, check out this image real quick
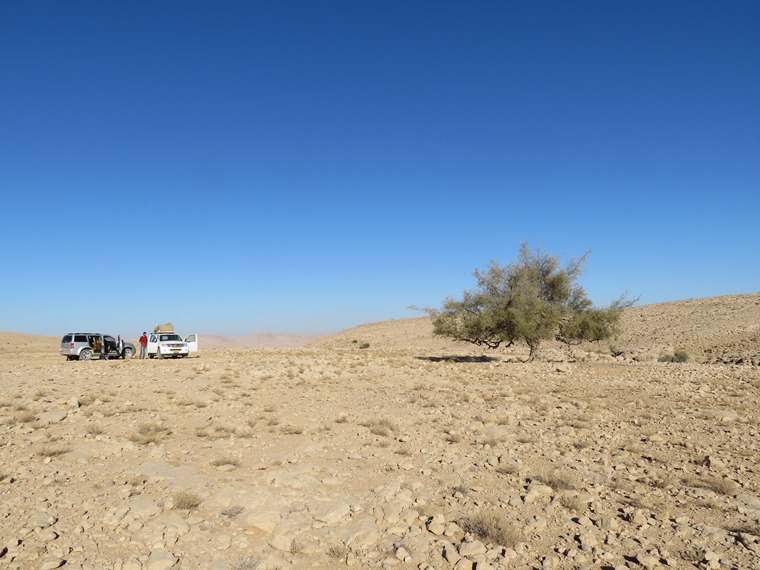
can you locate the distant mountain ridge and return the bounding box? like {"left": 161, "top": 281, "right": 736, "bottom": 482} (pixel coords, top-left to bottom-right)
{"left": 199, "top": 332, "right": 327, "bottom": 349}
{"left": 2, "top": 292, "right": 759, "bottom": 360}
{"left": 0, "top": 331, "right": 328, "bottom": 353}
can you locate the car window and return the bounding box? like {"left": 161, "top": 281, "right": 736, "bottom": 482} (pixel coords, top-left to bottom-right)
{"left": 62, "top": 335, "right": 73, "bottom": 343}
{"left": 74, "top": 335, "right": 87, "bottom": 342}
{"left": 150, "top": 335, "right": 157, "bottom": 342}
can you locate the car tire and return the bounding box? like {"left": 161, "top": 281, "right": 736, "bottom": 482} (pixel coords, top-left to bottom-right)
{"left": 80, "top": 349, "right": 93, "bottom": 361}
{"left": 149, "top": 353, "right": 155, "bottom": 359}
{"left": 123, "top": 348, "right": 134, "bottom": 359}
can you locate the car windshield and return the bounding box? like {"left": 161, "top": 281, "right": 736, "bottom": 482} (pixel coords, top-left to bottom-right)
{"left": 160, "top": 334, "right": 182, "bottom": 341}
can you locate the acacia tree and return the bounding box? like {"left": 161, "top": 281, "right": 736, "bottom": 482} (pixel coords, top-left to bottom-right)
{"left": 422, "top": 244, "right": 635, "bottom": 361}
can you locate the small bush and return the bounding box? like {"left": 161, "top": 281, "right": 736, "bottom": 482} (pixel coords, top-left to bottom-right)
{"left": 231, "top": 554, "right": 261, "bottom": 570}
{"left": 173, "top": 491, "right": 202, "bottom": 510}
{"left": 18, "top": 411, "right": 37, "bottom": 423}
{"left": 536, "top": 468, "right": 576, "bottom": 491}
{"left": 39, "top": 444, "right": 72, "bottom": 457}
{"left": 326, "top": 544, "right": 349, "bottom": 559}
{"left": 658, "top": 349, "right": 689, "bottom": 363}
{"left": 129, "top": 422, "right": 170, "bottom": 445}
{"left": 359, "top": 342, "right": 370, "bottom": 349}
{"left": 459, "top": 509, "right": 522, "bottom": 547}
{"left": 211, "top": 456, "right": 241, "bottom": 468}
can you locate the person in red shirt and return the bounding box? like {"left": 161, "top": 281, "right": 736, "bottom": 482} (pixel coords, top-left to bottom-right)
{"left": 139, "top": 332, "right": 148, "bottom": 359}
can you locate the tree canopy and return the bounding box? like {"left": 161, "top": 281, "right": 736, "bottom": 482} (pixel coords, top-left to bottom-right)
{"left": 422, "top": 244, "right": 635, "bottom": 361}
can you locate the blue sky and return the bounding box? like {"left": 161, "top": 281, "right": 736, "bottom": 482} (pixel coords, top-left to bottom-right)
{"left": 1, "top": 1, "right": 758, "bottom": 337}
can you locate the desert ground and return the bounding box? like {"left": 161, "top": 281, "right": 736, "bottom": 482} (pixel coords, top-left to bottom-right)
{"left": 1, "top": 293, "right": 759, "bottom": 570}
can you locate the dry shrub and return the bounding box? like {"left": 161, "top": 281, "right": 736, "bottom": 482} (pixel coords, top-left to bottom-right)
{"left": 280, "top": 424, "right": 304, "bottom": 435}
{"left": 290, "top": 538, "right": 304, "bottom": 554}
{"left": 558, "top": 494, "right": 585, "bottom": 513}
{"left": 702, "top": 476, "right": 739, "bottom": 496}
{"left": 231, "top": 553, "right": 261, "bottom": 570}
{"left": 370, "top": 424, "right": 391, "bottom": 437}
{"left": 496, "top": 463, "right": 519, "bottom": 476}
{"left": 362, "top": 418, "right": 397, "bottom": 437}
{"left": 326, "top": 544, "right": 349, "bottom": 559}
{"left": 459, "top": 509, "right": 522, "bottom": 547}
{"left": 536, "top": 468, "right": 576, "bottom": 491}
{"left": 211, "top": 456, "right": 241, "bottom": 468}
{"left": 516, "top": 435, "right": 538, "bottom": 444}
{"left": 173, "top": 491, "right": 202, "bottom": 510}
{"left": 39, "top": 444, "right": 71, "bottom": 457}
{"left": 18, "top": 411, "right": 37, "bottom": 423}
{"left": 129, "top": 422, "right": 170, "bottom": 444}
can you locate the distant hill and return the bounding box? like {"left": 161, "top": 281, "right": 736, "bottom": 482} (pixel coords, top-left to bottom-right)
{"left": 199, "top": 332, "right": 327, "bottom": 349}
{"left": 309, "top": 292, "right": 760, "bottom": 363}
{"left": 3, "top": 293, "right": 759, "bottom": 362}
{"left": 0, "top": 331, "right": 327, "bottom": 354}
{"left": 0, "top": 331, "right": 59, "bottom": 354}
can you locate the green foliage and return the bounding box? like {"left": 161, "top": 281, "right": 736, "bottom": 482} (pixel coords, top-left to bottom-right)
{"left": 420, "top": 243, "right": 636, "bottom": 361}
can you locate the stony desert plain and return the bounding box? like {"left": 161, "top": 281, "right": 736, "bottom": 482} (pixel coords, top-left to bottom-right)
{"left": 1, "top": 293, "right": 759, "bottom": 570}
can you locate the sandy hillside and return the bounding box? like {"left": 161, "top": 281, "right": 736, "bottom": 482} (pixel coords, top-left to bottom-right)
{"left": 311, "top": 292, "right": 760, "bottom": 364}
{"left": 1, "top": 294, "right": 759, "bottom": 570}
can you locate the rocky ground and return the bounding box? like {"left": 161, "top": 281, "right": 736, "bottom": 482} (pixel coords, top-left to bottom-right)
{"left": 1, "top": 294, "right": 760, "bottom": 570}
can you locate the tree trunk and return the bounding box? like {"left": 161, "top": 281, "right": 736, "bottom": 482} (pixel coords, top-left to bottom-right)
{"left": 526, "top": 340, "right": 541, "bottom": 362}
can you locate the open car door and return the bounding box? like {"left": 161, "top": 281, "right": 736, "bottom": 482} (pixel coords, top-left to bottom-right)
{"left": 147, "top": 333, "right": 158, "bottom": 358}
{"left": 185, "top": 334, "right": 198, "bottom": 355}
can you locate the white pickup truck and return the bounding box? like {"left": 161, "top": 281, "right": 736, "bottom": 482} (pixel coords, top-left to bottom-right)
{"left": 147, "top": 329, "right": 198, "bottom": 359}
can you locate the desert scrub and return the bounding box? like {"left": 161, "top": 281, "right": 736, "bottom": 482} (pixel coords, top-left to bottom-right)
{"left": 173, "top": 491, "right": 202, "bottom": 510}
{"left": 658, "top": 348, "right": 689, "bottom": 363}
{"left": 211, "top": 455, "right": 241, "bottom": 468}
{"left": 290, "top": 538, "right": 304, "bottom": 554}
{"left": 558, "top": 493, "right": 585, "bottom": 513}
{"left": 280, "top": 424, "right": 304, "bottom": 435}
{"left": 18, "top": 411, "right": 37, "bottom": 423}
{"left": 535, "top": 468, "right": 577, "bottom": 491}
{"left": 361, "top": 418, "right": 397, "bottom": 437}
{"left": 326, "top": 544, "right": 349, "bottom": 559}
{"left": 700, "top": 476, "right": 740, "bottom": 496}
{"left": 129, "top": 422, "right": 170, "bottom": 444}
{"left": 39, "top": 443, "right": 72, "bottom": 457}
{"left": 459, "top": 509, "right": 522, "bottom": 547}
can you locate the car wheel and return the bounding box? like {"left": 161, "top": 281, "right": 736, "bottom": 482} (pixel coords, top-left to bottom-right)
{"left": 80, "top": 349, "right": 93, "bottom": 361}
{"left": 149, "top": 353, "right": 155, "bottom": 359}
{"left": 123, "top": 348, "right": 134, "bottom": 359}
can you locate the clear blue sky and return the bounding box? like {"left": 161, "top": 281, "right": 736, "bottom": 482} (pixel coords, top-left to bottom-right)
{"left": 2, "top": 1, "right": 758, "bottom": 337}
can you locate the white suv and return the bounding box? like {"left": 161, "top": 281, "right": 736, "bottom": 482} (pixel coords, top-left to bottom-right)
{"left": 147, "top": 332, "right": 198, "bottom": 359}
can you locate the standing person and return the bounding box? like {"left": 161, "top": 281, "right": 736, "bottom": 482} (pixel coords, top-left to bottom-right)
{"left": 117, "top": 335, "right": 125, "bottom": 358}
{"left": 139, "top": 332, "right": 148, "bottom": 359}
{"left": 101, "top": 335, "right": 109, "bottom": 360}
